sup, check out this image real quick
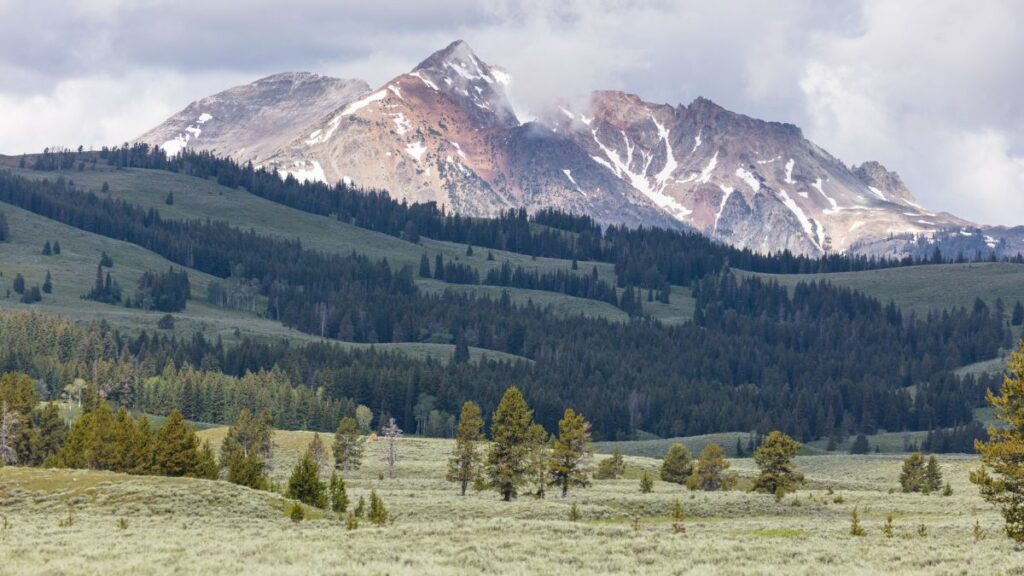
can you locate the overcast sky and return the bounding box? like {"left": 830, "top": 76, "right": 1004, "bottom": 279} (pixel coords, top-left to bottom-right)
{"left": 1, "top": 0, "right": 1022, "bottom": 224}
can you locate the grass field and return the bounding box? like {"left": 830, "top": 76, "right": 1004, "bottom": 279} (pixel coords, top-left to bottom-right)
{"left": 750, "top": 262, "right": 1024, "bottom": 317}
{"left": 0, "top": 431, "right": 1017, "bottom": 575}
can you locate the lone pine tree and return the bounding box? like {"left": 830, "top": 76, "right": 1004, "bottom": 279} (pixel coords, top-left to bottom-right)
{"left": 447, "top": 401, "right": 484, "bottom": 495}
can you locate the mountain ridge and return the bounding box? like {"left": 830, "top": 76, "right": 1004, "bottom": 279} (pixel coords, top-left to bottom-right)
{"left": 135, "top": 40, "right": 1023, "bottom": 258}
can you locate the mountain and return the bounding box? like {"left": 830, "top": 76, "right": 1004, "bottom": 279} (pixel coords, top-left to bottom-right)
{"left": 137, "top": 41, "right": 1018, "bottom": 258}
{"left": 135, "top": 72, "right": 369, "bottom": 166}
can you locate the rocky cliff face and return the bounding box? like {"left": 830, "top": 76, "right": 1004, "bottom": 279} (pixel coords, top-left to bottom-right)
{"left": 138, "top": 41, "right": 1019, "bottom": 258}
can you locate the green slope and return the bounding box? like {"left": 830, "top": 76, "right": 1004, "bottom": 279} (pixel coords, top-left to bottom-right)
{"left": 748, "top": 262, "right": 1024, "bottom": 317}
{"left": 10, "top": 165, "right": 696, "bottom": 324}
{"left": 0, "top": 202, "right": 525, "bottom": 363}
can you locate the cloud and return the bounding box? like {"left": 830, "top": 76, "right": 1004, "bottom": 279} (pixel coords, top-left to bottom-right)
{"left": 0, "top": 0, "right": 1021, "bottom": 224}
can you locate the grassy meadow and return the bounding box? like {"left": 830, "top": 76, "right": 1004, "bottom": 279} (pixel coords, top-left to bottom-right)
{"left": 0, "top": 431, "right": 1019, "bottom": 575}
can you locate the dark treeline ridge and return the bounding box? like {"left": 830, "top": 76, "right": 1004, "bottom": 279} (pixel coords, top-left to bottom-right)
{"left": 44, "top": 145, "right": 1020, "bottom": 292}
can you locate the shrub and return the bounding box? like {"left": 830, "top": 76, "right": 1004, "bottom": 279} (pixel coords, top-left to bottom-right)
{"left": 289, "top": 502, "right": 305, "bottom": 523}
{"left": 594, "top": 448, "right": 625, "bottom": 480}
{"left": 640, "top": 471, "right": 654, "bottom": 493}
{"left": 849, "top": 507, "right": 866, "bottom": 536}
{"left": 568, "top": 502, "right": 581, "bottom": 522}
{"left": 882, "top": 513, "right": 894, "bottom": 538}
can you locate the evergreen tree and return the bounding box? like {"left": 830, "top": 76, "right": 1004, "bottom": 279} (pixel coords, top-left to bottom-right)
{"left": 486, "top": 386, "right": 535, "bottom": 501}
{"left": 419, "top": 253, "right": 431, "bottom": 278}
{"left": 849, "top": 433, "right": 870, "bottom": 454}
{"left": 924, "top": 456, "right": 943, "bottom": 492}
{"left": 193, "top": 440, "right": 220, "bottom": 480}
{"left": 367, "top": 489, "right": 389, "bottom": 526}
{"left": 12, "top": 274, "right": 24, "bottom": 295}
{"left": 154, "top": 410, "right": 197, "bottom": 477}
{"left": 42, "top": 241, "right": 51, "bottom": 255}
{"left": 100, "top": 251, "right": 113, "bottom": 267}
{"left": 33, "top": 402, "right": 66, "bottom": 463}
{"left": 226, "top": 450, "right": 267, "bottom": 490}
{"left": 1013, "top": 301, "right": 1024, "bottom": 326}
{"left": 165, "top": 192, "right": 174, "bottom": 205}
{"left": 752, "top": 431, "right": 804, "bottom": 496}
{"left": 287, "top": 452, "right": 327, "bottom": 508}
{"left": 972, "top": 343, "right": 1024, "bottom": 540}
{"left": 548, "top": 408, "right": 592, "bottom": 497}
{"left": 329, "top": 472, "right": 349, "bottom": 514}
{"left": 221, "top": 409, "right": 273, "bottom": 488}
{"left": 594, "top": 448, "right": 625, "bottom": 480}
{"left": 52, "top": 240, "right": 60, "bottom": 254}
{"left": 900, "top": 453, "right": 927, "bottom": 492}
{"left": 0, "top": 211, "right": 8, "bottom": 242}
{"left": 42, "top": 271, "right": 52, "bottom": 294}
{"left": 660, "top": 443, "right": 693, "bottom": 484}
{"left": 333, "top": 416, "right": 365, "bottom": 471}
{"left": 639, "top": 470, "right": 654, "bottom": 493}
{"left": 446, "top": 401, "right": 484, "bottom": 495}
{"left": 526, "top": 422, "right": 549, "bottom": 498}
{"left": 693, "top": 443, "right": 736, "bottom": 491}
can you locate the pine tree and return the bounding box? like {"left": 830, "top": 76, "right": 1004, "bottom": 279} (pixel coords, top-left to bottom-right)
{"left": 154, "top": 410, "right": 197, "bottom": 477}
{"left": 287, "top": 452, "right": 327, "bottom": 508}
{"left": 850, "top": 507, "right": 867, "bottom": 536}
{"left": 900, "top": 453, "right": 927, "bottom": 492}
{"left": 972, "top": 341, "right": 1024, "bottom": 541}
{"left": 693, "top": 443, "right": 736, "bottom": 491}
{"left": 193, "top": 440, "right": 220, "bottom": 480}
{"left": 849, "top": 433, "right": 870, "bottom": 454}
{"left": 526, "top": 422, "right": 549, "bottom": 498}
{"left": 660, "top": 443, "right": 693, "bottom": 484}
{"left": 12, "top": 274, "right": 24, "bottom": 295}
{"left": 42, "top": 271, "right": 52, "bottom": 294}
{"left": 329, "top": 473, "right": 349, "bottom": 514}
{"left": 752, "top": 431, "right": 804, "bottom": 496}
{"left": 52, "top": 240, "right": 60, "bottom": 255}
{"left": 1013, "top": 301, "right": 1024, "bottom": 326}
{"left": 924, "top": 455, "right": 943, "bottom": 492}
{"left": 594, "top": 448, "right": 625, "bottom": 480}
{"left": 639, "top": 470, "right": 654, "bottom": 493}
{"left": 33, "top": 402, "right": 66, "bottom": 463}
{"left": 165, "top": 192, "right": 174, "bottom": 205}
{"left": 0, "top": 211, "right": 8, "bottom": 242}
{"left": 42, "top": 240, "right": 51, "bottom": 255}
{"left": 419, "top": 253, "right": 431, "bottom": 278}
{"left": 333, "top": 417, "right": 364, "bottom": 471}
{"left": 486, "top": 386, "right": 535, "bottom": 501}
{"left": 548, "top": 408, "right": 593, "bottom": 497}
{"left": 447, "top": 401, "right": 484, "bottom": 495}
{"left": 226, "top": 450, "right": 267, "bottom": 490}
{"left": 367, "top": 489, "right": 389, "bottom": 526}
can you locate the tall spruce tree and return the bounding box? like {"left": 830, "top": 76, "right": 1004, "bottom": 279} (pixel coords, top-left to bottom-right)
{"left": 447, "top": 401, "right": 485, "bottom": 495}
{"left": 486, "top": 386, "right": 535, "bottom": 501}
{"left": 972, "top": 342, "right": 1024, "bottom": 540}
{"left": 900, "top": 453, "right": 927, "bottom": 492}
{"left": 154, "top": 410, "right": 198, "bottom": 477}
{"left": 333, "top": 416, "right": 365, "bottom": 471}
{"left": 752, "top": 431, "right": 804, "bottom": 496}
{"left": 548, "top": 408, "right": 592, "bottom": 497}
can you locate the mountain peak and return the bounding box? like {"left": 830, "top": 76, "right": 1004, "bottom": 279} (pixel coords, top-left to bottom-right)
{"left": 414, "top": 40, "right": 481, "bottom": 73}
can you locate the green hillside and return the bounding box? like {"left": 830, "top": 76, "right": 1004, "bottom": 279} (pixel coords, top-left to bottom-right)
{"left": 0, "top": 202, "right": 523, "bottom": 363}
{"left": 749, "top": 262, "right": 1024, "bottom": 317}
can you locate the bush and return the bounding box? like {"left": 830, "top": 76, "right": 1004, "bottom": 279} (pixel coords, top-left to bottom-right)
{"left": 640, "top": 471, "right": 654, "bottom": 493}
{"left": 289, "top": 502, "right": 305, "bottom": 523}
{"left": 157, "top": 314, "right": 175, "bottom": 330}
{"left": 594, "top": 448, "right": 625, "bottom": 480}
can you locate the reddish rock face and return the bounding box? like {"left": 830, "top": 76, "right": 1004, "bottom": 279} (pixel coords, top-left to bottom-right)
{"left": 139, "top": 41, "right": 1019, "bottom": 258}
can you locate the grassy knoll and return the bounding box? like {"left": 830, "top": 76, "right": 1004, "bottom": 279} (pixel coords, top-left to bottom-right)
{"left": 0, "top": 432, "right": 1014, "bottom": 575}
{"left": 749, "top": 262, "right": 1024, "bottom": 317}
